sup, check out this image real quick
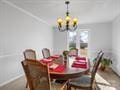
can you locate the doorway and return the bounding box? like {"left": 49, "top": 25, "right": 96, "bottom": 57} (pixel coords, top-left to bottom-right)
{"left": 68, "top": 30, "right": 89, "bottom": 57}
{"left": 79, "top": 31, "right": 88, "bottom": 56}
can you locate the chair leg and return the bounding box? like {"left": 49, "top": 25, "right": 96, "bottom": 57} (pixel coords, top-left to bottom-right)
{"left": 26, "top": 82, "right": 28, "bottom": 88}
{"left": 67, "top": 83, "right": 71, "bottom": 90}
{"left": 92, "top": 81, "right": 97, "bottom": 90}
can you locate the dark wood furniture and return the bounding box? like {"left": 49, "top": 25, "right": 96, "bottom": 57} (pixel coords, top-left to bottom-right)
{"left": 21, "top": 60, "right": 51, "bottom": 90}
{"left": 21, "top": 60, "right": 67, "bottom": 90}
{"left": 67, "top": 52, "right": 104, "bottom": 90}
{"left": 89, "top": 50, "right": 103, "bottom": 72}
{"left": 42, "top": 48, "right": 51, "bottom": 58}
{"left": 50, "top": 56, "right": 90, "bottom": 80}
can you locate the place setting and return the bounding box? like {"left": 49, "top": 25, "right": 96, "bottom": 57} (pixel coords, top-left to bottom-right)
{"left": 49, "top": 63, "right": 65, "bottom": 72}
{"left": 71, "top": 56, "right": 88, "bottom": 69}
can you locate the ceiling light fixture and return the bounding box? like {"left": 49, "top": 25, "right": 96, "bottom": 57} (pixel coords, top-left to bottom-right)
{"left": 57, "top": 1, "right": 78, "bottom": 32}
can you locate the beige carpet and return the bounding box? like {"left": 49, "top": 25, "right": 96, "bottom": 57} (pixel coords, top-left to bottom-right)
{"left": 0, "top": 69, "right": 120, "bottom": 90}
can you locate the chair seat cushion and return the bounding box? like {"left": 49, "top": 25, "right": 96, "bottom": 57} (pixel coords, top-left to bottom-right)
{"left": 69, "top": 75, "right": 91, "bottom": 87}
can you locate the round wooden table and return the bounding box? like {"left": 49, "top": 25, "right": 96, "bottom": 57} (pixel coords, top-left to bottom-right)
{"left": 50, "top": 56, "right": 90, "bottom": 80}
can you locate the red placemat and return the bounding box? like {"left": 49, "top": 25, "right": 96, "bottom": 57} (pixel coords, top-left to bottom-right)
{"left": 50, "top": 65, "right": 65, "bottom": 72}
{"left": 50, "top": 55, "right": 60, "bottom": 59}
{"left": 72, "top": 61, "right": 87, "bottom": 68}
{"left": 39, "top": 58, "right": 53, "bottom": 64}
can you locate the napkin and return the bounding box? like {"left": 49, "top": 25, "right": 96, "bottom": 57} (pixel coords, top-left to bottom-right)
{"left": 74, "top": 61, "right": 86, "bottom": 64}
{"left": 40, "top": 58, "right": 53, "bottom": 64}
{"left": 72, "top": 61, "right": 87, "bottom": 68}
{"left": 75, "top": 60, "right": 86, "bottom": 63}
{"left": 49, "top": 63, "right": 59, "bottom": 69}
{"left": 75, "top": 56, "right": 86, "bottom": 60}
{"left": 50, "top": 55, "right": 60, "bottom": 59}
{"left": 50, "top": 64, "right": 65, "bottom": 72}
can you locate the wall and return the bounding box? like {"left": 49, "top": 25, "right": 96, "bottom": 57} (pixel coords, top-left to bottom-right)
{"left": 112, "top": 14, "right": 120, "bottom": 76}
{"left": 0, "top": 1, "right": 53, "bottom": 86}
{"left": 53, "top": 29, "right": 67, "bottom": 54}
{"left": 80, "top": 22, "right": 112, "bottom": 59}
{"left": 53, "top": 22, "right": 112, "bottom": 60}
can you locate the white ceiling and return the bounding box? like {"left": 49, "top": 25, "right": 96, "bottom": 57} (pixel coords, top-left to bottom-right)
{"left": 7, "top": 0, "right": 120, "bottom": 25}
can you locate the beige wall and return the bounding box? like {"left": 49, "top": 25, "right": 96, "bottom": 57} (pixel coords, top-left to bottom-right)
{"left": 53, "top": 22, "right": 112, "bottom": 60}
{"left": 0, "top": 1, "right": 53, "bottom": 86}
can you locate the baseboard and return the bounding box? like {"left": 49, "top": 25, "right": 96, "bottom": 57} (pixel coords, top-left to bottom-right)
{"left": 111, "top": 67, "right": 120, "bottom": 77}
{"left": 0, "top": 74, "right": 24, "bottom": 87}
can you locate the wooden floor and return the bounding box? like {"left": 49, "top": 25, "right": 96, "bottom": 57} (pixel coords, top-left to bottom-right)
{"left": 0, "top": 69, "right": 120, "bottom": 90}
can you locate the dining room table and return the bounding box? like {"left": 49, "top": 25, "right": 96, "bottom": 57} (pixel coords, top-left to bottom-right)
{"left": 48, "top": 55, "right": 90, "bottom": 80}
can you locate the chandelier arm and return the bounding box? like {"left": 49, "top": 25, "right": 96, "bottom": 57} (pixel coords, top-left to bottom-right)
{"left": 69, "top": 25, "right": 77, "bottom": 32}
{"left": 74, "top": 25, "right": 78, "bottom": 30}
{"left": 58, "top": 26, "right": 66, "bottom": 32}
{"left": 69, "top": 29, "right": 76, "bottom": 32}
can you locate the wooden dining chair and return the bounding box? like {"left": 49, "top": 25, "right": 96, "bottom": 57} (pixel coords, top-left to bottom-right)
{"left": 94, "top": 50, "right": 102, "bottom": 62}
{"left": 21, "top": 59, "right": 67, "bottom": 90}
{"left": 23, "top": 49, "right": 36, "bottom": 60}
{"left": 23, "top": 49, "right": 37, "bottom": 88}
{"left": 21, "top": 60, "right": 51, "bottom": 90}
{"left": 42, "top": 48, "right": 51, "bottom": 58}
{"left": 67, "top": 52, "right": 104, "bottom": 90}
{"left": 91, "top": 50, "right": 103, "bottom": 71}
{"left": 68, "top": 48, "right": 78, "bottom": 57}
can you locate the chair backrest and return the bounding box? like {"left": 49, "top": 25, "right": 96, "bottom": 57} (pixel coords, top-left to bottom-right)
{"left": 93, "top": 50, "right": 103, "bottom": 68}
{"left": 23, "top": 49, "right": 36, "bottom": 60}
{"left": 96, "top": 50, "right": 102, "bottom": 59}
{"left": 21, "top": 60, "right": 51, "bottom": 90}
{"left": 91, "top": 52, "right": 104, "bottom": 87}
{"left": 42, "top": 48, "right": 50, "bottom": 58}
{"left": 68, "top": 48, "right": 78, "bottom": 57}
{"left": 98, "top": 50, "right": 102, "bottom": 55}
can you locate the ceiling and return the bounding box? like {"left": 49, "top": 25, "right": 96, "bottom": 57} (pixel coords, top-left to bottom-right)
{"left": 6, "top": 0, "right": 120, "bottom": 25}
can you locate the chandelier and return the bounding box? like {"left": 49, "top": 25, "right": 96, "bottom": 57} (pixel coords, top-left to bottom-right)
{"left": 57, "top": 1, "right": 78, "bottom": 32}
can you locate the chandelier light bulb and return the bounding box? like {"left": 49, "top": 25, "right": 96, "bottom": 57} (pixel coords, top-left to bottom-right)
{"left": 57, "top": 18, "right": 63, "bottom": 23}
{"left": 65, "top": 16, "right": 71, "bottom": 22}
{"left": 57, "top": 1, "right": 78, "bottom": 32}
{"left": 73, "top": 18, "right": 78, "bottom": 23}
